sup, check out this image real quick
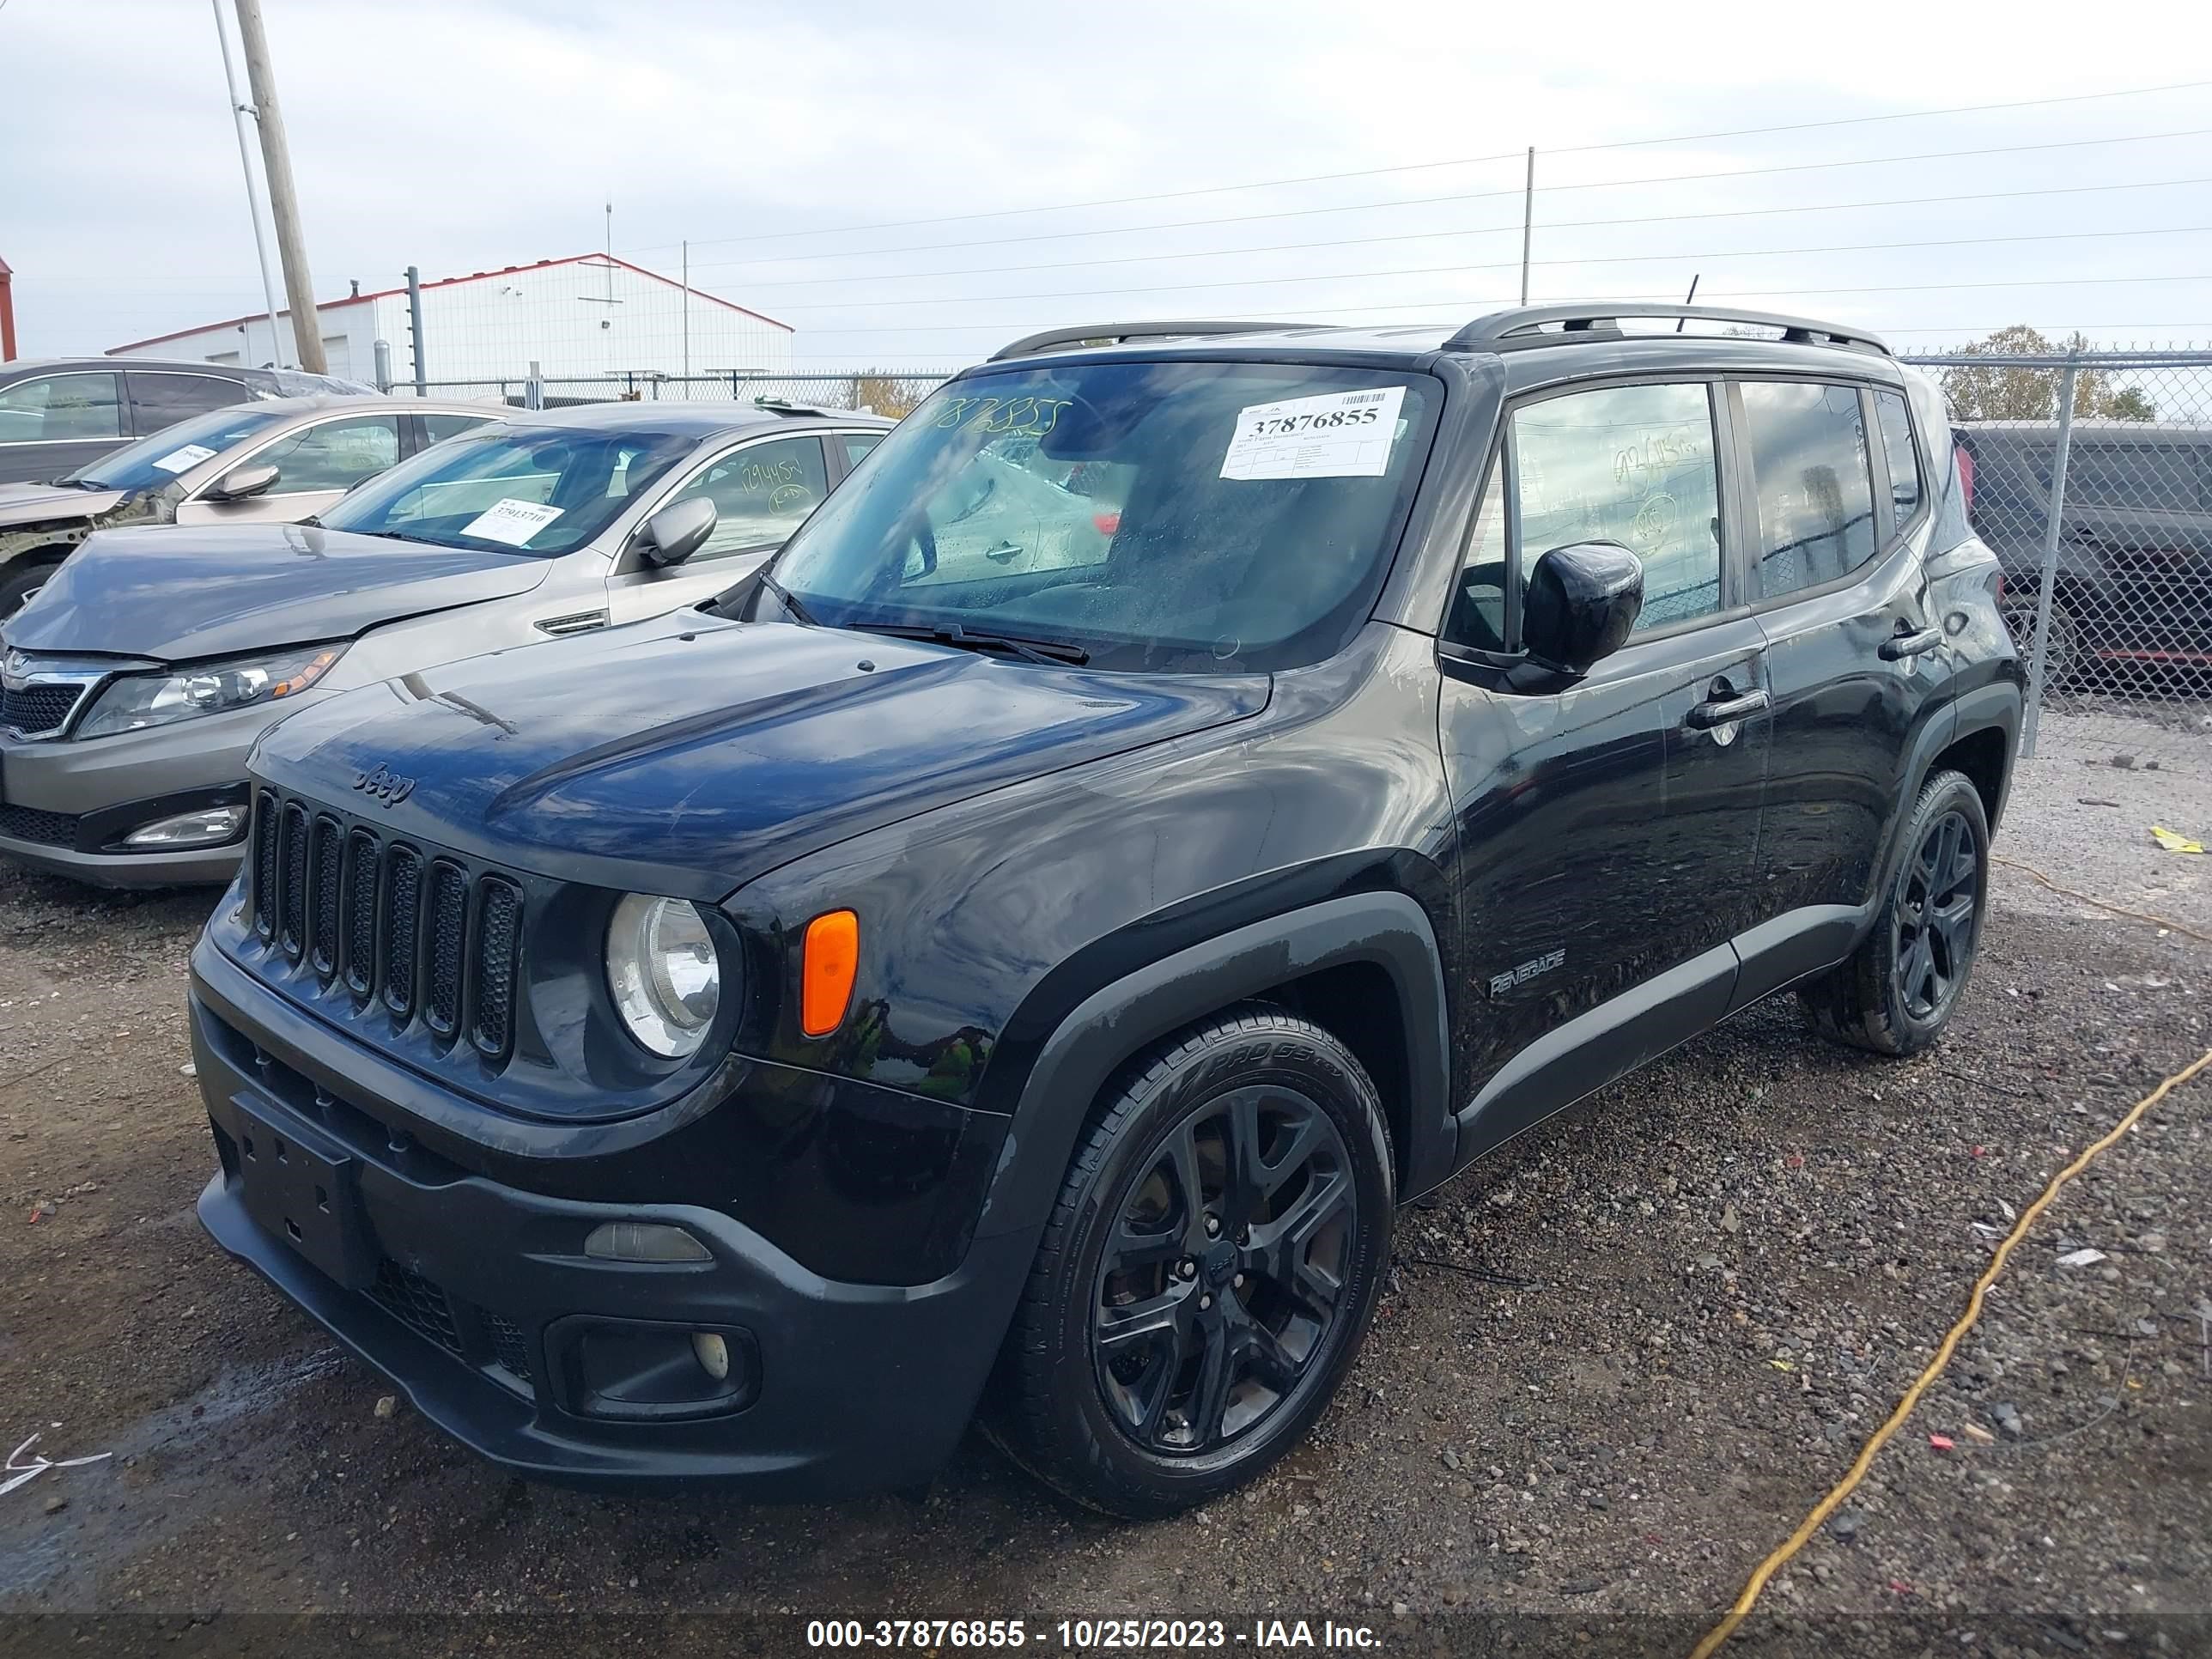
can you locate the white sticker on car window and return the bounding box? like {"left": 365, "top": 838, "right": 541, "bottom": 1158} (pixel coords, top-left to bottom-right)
{"left": 459, "top": 497, "right": 565, "bottom": 546}
{"left": 150, "top": 443, "right": 218, "bottom": 474}
{"left": 1219, "top": 386, "right": 1406, "bottom": 481}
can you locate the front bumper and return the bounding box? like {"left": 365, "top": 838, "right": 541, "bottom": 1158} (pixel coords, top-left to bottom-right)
{"left": 188, "top": 982, "right": 1033, "bottom": 1495}
{"left": 0, "top": 700, "right": 302, "bottom": 886}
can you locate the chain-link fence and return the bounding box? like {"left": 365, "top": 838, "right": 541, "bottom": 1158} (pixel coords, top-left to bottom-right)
{"left": 399, "top": 369, "right": 955, "bottom": 419}
{"left": 1899, "top": 348, "right": 2212, "bottom": 763}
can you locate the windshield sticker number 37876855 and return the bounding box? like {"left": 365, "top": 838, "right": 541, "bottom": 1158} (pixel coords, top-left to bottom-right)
{"left": 1219, "top": 386, "right": 1406, "bottom": 481}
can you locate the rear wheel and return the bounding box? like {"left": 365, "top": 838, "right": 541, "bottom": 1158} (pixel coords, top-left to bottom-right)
{"left": 989, "top": 1006, "right": 1394, "bottom": 1517}
{"left": 2002, "top": 592, "right": 2078, "bottom": 692}
{"left": 1801, "top": 769, "right": 1989, "bottom": 1056}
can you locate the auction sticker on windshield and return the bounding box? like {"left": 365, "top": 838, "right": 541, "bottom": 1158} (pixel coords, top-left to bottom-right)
{"left": 151, "top": 443, "right": 218, "bottom": 474}
{"left": 1219, "top": 386, "right": 1405, "bottom": 481}
{"left": 460, "top": 498, "right": 565, "bottom": 547}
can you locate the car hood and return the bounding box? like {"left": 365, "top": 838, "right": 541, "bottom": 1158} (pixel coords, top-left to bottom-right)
{"left": 252, "top": 610, "right": 1271, "bottom": 899}
{"left": 0, "top": 480, "right": 127, "bottom": 526}
{"left": 3, "top": 522, "right": 555, "bottom": 661}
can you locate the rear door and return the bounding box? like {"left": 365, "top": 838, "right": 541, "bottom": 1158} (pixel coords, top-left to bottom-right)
{"left": 1732, "top": 378, "right": 1944, "bottom": 1005}
{"left": 1438, "top": 377, "right": 1770, "bottom": 1158}
{"left": 125, "top": 369, "right": 253, "bottom": 434}
{"left": 0, "top": 371, "right": 126, "bottom": 484}
{"left": 604, "top": 431, "right": 833, "bottom": 624}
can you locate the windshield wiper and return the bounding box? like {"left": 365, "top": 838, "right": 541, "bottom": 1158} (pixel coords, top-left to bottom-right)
{"left": 848, "top": 619, "right": 1090, "bottom": 666}
{"left": 757, "top": 573, "right": 817, "bottom": 626}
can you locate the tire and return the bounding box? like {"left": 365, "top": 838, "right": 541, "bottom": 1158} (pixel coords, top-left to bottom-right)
{"left": 1800, "top": 769, "right": 1990, "bottom": 1057}
{"left": 2002, "top": 592, "right": 2078, "bottom": 692}
{"left": 0, "top": 558, "right": 59, "bottom": 621}
{"left": 988, "top": 1004, "right": 1395, "bottom": 1517}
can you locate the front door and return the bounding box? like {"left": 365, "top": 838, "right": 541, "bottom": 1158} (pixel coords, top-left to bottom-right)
{"left": 0, "top": 371, "right": 126, "bottom": 486}
{"left": 173, "top": 414, "right": 406, "bottom": 527}
{"left": 1437, "top": 378, "right": 1769, "bottom": 1160}
{"left": 605, "top": 432, "right": 835, "bottom": 625}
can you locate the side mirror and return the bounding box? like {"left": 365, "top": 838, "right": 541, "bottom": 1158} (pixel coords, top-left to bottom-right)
{"left": 204, "top": 462, "right": 280, "bottom": 503}
{"left": 636, "top": 496, "right": 717, "bottom": 568}
{"left": 1522, "top": 541, "right": 1644, "bottom": 675}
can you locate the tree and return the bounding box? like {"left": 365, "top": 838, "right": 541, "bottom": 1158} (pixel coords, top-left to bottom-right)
{"left": 852, "top": 372, "right": 928, "bottom": 419}
{"left": 1940, "top": 325, "right": 2136, "bottom": 421}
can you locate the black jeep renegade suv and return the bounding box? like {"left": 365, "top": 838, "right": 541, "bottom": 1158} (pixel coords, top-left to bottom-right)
{"left": 189, "top": 306, "right": 2023, "bottom": 1516}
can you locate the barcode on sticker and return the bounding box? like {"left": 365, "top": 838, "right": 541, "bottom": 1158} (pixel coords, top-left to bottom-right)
{"left": 1344, "top": 392, "right": 1388, "bottom": 404}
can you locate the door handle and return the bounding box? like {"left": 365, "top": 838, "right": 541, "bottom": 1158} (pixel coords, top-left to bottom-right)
{"left": 1686, "top": 686, "right": 1770, "bottom": 729}
{"left": 1879, "top": 625, "right": 1944, "bottom": 660}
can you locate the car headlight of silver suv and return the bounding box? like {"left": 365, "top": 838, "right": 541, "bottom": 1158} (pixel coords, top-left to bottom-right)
{"left": 75, "top": 644, "right": 345, "bottom": 739}
{"left": 606, "top": 894, "right": 723, "bottom": 1057}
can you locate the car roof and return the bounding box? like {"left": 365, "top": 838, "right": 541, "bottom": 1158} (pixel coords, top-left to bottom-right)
{"left": 493, "top": 400, "right": 895, "bottom": 438}
{"left": 242, "top": 393, "right": 504, "bottom": 417}
{"left": 1960, "top": 419, "right": 2212, "bottom": 441}
{"left": 1, "top": 356, "right": 259, "bottom": 378}
{"left": 977, "top": 305, "right": 1904, "bottom": 388}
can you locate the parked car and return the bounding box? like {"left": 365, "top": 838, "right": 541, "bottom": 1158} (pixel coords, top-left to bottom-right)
{"left": 1954, "top": 420, "right": 2212, "bottom": 690}
{"left": 0, "top": 396, "right": 499, "bottom": 617}
{"left": 0, "top": 399, "right": 889, "bottom": 885}
{"left": 185, "top": 307, "right": 2020, "bottom": 1516}
{"left": 0, "top": 356, "right": 374, "bottom": 488}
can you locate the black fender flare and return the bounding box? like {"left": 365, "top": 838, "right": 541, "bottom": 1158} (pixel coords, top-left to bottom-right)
{"left": 972, "top": 890, "right": 1454, "bottom": 1241}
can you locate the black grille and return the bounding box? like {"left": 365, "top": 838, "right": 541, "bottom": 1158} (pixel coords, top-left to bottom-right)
{"left": 309, "top": 817, "right": 343, "bottom": 981}
{"left": 472, "top": 880, "right": 522, "bottom": 1059}
{"left": 0, "top": 682, "right": 82, "bottom": 736}
{"left": 486, "top": 1313, "right": 533, "bottom": 1382}
{"left": 425, "top": 861, "right": 468, "bottom": 1037}
{"left": 278, "top": 802, "right": 308, "bottom": 959}
{"left": 342, "top": 829, "right": 378, "bottom": 995}
{"left": 0, "top": 802, "right": 79, "bottom": 848}
{"left": 383, "top": 847, "right": 422, "bottom": 1018}
{"left": 246, "top": 787, "right": 526, "bottom": 1060}
{"left": 368, "top": 1259, "right": 461, "bottom": 1356}
{"left": 253, "top": 795, "right": 279, "bottom": 939}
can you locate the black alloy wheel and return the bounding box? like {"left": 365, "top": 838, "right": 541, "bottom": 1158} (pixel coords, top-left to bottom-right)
{"left": 1091, "top": 1086, "right": 1353, "bottom": 1455}
{"left": 1894, "top": 807, "right": 1978, "bottom": 1022}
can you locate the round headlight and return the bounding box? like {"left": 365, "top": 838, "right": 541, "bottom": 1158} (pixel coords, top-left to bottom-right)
{"left": 606, "top": 894, "right": 721, "bottom": 1057}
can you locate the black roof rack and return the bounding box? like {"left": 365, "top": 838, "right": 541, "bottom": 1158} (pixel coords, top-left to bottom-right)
{"left": 989, "top": 320, "right": 1331, "bottom": 362}
{"left": 1444, "top": 304, "right": 1891, "bottom": 357}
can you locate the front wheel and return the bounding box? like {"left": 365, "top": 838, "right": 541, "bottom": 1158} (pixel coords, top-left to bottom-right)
{"left": 0, "top": 559, "right": 59, "bottom": 620}
{"left": 988, "top": 1006, "right": 1394, "bottom": 1517}
{"left": 1800, "top": 769, "right": 1990, "bottom": 1056}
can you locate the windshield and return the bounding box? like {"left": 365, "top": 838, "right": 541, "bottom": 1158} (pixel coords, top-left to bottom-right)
{"left": 64, "top": 404, "right": 283, "bottom": 492}
{"left": 767, "top": 361, "right": 1438, "bottom": 672}
{"left": 319, "top": 423, "right": 697, "bottom": 556}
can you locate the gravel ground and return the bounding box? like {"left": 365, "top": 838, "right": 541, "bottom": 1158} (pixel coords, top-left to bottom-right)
{"left": 3, "top": 705, "right": 2210, "bottom": 1657}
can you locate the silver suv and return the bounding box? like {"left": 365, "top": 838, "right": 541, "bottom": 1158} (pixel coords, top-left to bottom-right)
{"left": 0, "top": 399, "right": 890, "bottom": 886}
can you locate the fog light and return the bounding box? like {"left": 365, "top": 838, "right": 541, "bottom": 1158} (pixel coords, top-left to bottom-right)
{"left": 121, "top": 804, "right": 249, "bottom": 849}
{"left": 692, "top": 1332, "right": 731, "bottom": 1381}
{"left": 583, "top": 1221, "right": 711, "bottom": 1262}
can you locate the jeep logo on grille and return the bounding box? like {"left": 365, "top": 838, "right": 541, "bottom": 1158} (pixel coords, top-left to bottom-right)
{"left": 352, "top": 764, "right": 417, "bottom": 807}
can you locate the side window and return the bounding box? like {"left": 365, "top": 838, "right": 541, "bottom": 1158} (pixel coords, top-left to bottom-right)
{"left": 251, "top": 416, "right": 402, "bottom": 494}
{"left": 1443, "top": 467, "right": 1509, "bottom": 652}
{"left": 661, "top": 435, "right": 830, "bottom": 560}
{"left": 1741, "top": 382, "right": 1877, "bottom": 601}
{"left": 1510, "top": 381, "right": 1723, "bottom": 635}
{"left": 1874, "top": 390, "right": 1923, "bottom": 525}
{"left": 422, "top": 413, "right": 492, "bottom": 446}
{"left": 0, "top": 373, "right": 123, "bottom": 443}
{"left": 842, "top": 433, "right": 884, "bottom": 468}
{"left": 128, "top": 371, "right": 247, "bottom": 431}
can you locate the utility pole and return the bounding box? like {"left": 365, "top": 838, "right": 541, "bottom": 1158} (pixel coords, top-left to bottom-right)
{"left": 681, "top": 239, "right": 690, "bottom": 380}
{"left": 1518, "top": 147, "right": 1535, "bottom": 306}
{"left": 233, "top": 0, "right": 327, "bottom": 374}
{"left": 211, "top": 1, "right": 285, "bottom": 368}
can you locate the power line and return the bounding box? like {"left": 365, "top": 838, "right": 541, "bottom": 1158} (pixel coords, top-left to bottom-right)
{"left": 694, "top": 175, "right": 2212, "bottom": 294}
{"left": 626, "top": 79, "right": 2212, "bottom": 255}
{"left": 741, "top": 226, "right": 2212, "bottom": 313}
{"left": 672, "top": 127, "right": 2212, "bottom": 275}
{"left": 760, "top": 270, "right": 2212, "bottom": 335}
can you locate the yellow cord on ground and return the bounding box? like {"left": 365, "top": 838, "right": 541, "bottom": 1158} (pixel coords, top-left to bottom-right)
{"left": 1994, "top": 853, "right": 2212, "bottom": 945}
{"left": 1687, "top": 1046, "right": 2212, "bottom": 1659}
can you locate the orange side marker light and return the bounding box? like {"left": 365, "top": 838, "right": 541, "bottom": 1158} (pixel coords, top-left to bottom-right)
{"left": 801, "top": 909, "right": 860, "bottom": 1037}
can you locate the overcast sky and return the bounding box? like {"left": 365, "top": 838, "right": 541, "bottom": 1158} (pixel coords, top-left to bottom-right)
{"left": 3, "top": 0, "right": 2209, "bottom": 371}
